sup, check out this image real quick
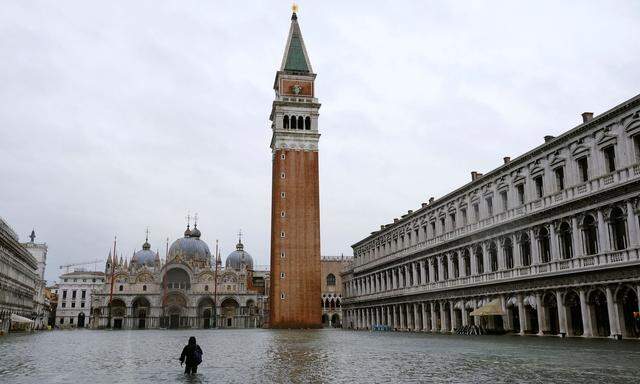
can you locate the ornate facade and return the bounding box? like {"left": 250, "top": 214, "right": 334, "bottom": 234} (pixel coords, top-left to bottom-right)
{"left": 321, "top": 256, "right": 351, "bottom": 328}
{"left": 0, "top": 217, "right": 37, "bottom": 334}
{"left": 92, "top": 225, "right": 269, "bottom": 329}
{"left": 343, "top": 96, "right": 640, "bottom": 339}
{"left": 269, "top": 9, "right": 322, "bottom": 328}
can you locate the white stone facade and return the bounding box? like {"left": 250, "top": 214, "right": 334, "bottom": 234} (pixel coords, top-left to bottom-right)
{"left": 342, "top": 95, "right": 640, "bottom": 339}
{"left": 55, "top": 270, "right": 105, "bottom": 328}
{"left": 22, "top": 232, "right": 49, "bottom": 329}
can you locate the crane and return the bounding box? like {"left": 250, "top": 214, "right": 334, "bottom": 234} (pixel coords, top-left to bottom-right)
{"left": 59, "top": 259, "right": 103, "bottom": 274}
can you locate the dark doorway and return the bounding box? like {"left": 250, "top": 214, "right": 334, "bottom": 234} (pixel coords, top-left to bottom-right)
{"left": 77, "top": 313, "right": 85, "bottom": 328}
{"left": 169, "top": 315, "right": 180, "bottom": 329}
{"left": 113, "top": 318, "right": 123, "bottom": 329}
{"left": 544, "top": 294, "right": 559, "bottom": 335}
{"left": 227, "top": 318, "right": 232, "bottom": 327}
{"left": 203, "top": 309, "right": 211, "bottom": 329}
{"left": 138, "top": 318, "right": 146, "bottom": 329}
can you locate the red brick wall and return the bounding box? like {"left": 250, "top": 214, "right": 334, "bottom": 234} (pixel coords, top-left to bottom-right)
{"left": 269, "top": 149, "right": 322, "bottom": 328}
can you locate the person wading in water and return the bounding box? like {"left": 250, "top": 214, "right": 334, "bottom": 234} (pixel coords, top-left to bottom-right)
{"left": 179, "top": 336, "right": 203, "bottom": 374}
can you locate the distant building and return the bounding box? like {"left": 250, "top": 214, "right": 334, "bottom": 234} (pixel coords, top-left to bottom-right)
{"left": 343, "top": 96, "right": 640, "bottom": 339}
{"left": 321, "top": 256, "right": 351, "bottom": 327}
{"left": 55, "top": 270, "right": 105, "bottom": 328}
{"left": 22, "top": 230, "right": 49, "bottom": 329}
{"left": 0, "top": 217, "right": 38, "bottom": 334}
{"left": 44, "top": 286, "right": 58, "bottom": 327}
{"left": 92, "top": 225, "right": 268, "bottom": 329}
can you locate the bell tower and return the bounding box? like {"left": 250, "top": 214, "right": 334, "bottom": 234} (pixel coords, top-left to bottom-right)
{"left": 269, "top": 6, "right": 322, "bottom": 328}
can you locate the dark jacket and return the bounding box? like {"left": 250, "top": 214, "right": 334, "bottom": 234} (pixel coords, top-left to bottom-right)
{"left": 180, "top": 344, "right": 203, "bottom": 366}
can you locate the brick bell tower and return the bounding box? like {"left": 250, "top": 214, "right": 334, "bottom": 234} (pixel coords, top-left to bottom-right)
{"left": 269, "top": 6, "right": 322, "bottom": 329}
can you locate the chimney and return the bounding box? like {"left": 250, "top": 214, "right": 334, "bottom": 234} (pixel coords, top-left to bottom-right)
{"left": 503, "top": 156, "right": 511, "bottom": 164}
{"left": 544, "top": 135, "right": 555, "bottom": 143}
{"left": 393, "top": 218, "right": 399, "bottom": 223}
{"left": 471, "top": 172, "right": 483, "bottom": 181}
{"left": 407, "top": 210, "right": 413, "bottom": 214}
{"left": 582, "top": 112, "right": 594, "bottom": 123}
{"left": 429, "top": 197, "right": 435, "bottom": 204}
{"left": 421, "top": 203, "right": 428, "bottom": 208}
{"left": 380, "top": 225, "right": 385, "bottom": 230}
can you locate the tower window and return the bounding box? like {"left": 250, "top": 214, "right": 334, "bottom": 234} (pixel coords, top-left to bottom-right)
{"left": 298, "top": 116, "right": 304, "bottom": 130}
{"left": 280, "top": 292, "right": 286, "bottom": 300}
{"left": 516, "top": 184, "right": 525, "bottom": 205}
{"left": 577, "top": 157, "right": 589, "bottom": 182}
{"left": 554, "top": 167, "right": 565, "bottom": 191}
{"left": 280, "top": 272, "right": 285, "bottom": 278}
{"left": 281, "top": 192, "right": 286, "bottom": 198}
{"left": 281, "top": 153, "right": 286, "bottom": 160}
{"left": 280, "top": 252, "right": 286, "bottom": 258}
{"left": 280, "top": 172, "right": 285, "bottom": 179}
{"left": 305, "top": 116, "right": 311, "bottom": 130}
{"left": 603, "top": 145, "right": 616, "bottom": 173}
{"left": 283, "top": 115, "right": 289, "bottom": 129}
{"left": 280, "top": 231, "right": 285, "bottom": 238}
{"left": 534, "top": 175, "right": 544, "bottom": 198}
{"left": 281, "top": 211, "right": 286, "bottom": 217}
{"left": 291, "top": 116, "right": 297, "bottom": 129}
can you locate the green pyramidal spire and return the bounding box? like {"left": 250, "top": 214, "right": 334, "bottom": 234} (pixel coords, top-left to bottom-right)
{"left": 281, "top": 11, "right": 312, "bottom": 73}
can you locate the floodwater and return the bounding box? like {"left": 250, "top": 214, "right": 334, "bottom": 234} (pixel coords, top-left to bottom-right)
{"left": 1, "top": 329, "right": 639, "bottom": 383}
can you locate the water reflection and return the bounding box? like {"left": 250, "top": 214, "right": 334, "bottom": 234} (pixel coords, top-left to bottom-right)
{"left": 0, "top": 329, "right": 639, "bottom": 383}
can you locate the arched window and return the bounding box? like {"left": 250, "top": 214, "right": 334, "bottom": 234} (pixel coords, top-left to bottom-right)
{"left": 298, "top": 116, "right": 304, "bottom": 130}
{"left": 520, "top": 233, "right": 532, "bottom": 266}
{"left": 432, "top": 259, "right": 439, "bottom": 281}
{"left": 142, "top": 285, "right": 147, "bottom": 292}
{"left": 442, "top": 256, "right": 449, "bottom": 280}
{"left": 305, "top": 116, "right": 311, "bottom": 130}
{"left": 475, "top": 247, "right": 484, "bottom": 274}
{"left": 504, "top": 238, "right": 514, "bottom": 269}
{"left": 582, "top": 215, "right": 598, "bottom": 255}
{"left": 558, "top": 222, "right": 573, "bottom": 259}
{"left": 463, "top": 250, "right": 471, "bottom": 276}
{"left": 538, "top": 227, "right": 551, "bottom": 263}
{"left": 283, "top": 115, "right": 289, "bottom": 129}
{"left": 204, "top": 285, "right": 209, "bottom": 292}
{"left": 119, "top": 285, "right": 123, "bottom": 291}
{"left": 326, "top": 273, "right": 336, "bottom": 286}
{"left": 609, "top": 207, "right": 627, "bottom": 250}
{"left": 291, "top": 115, "right": 297, "bottom": 129}
{"left": 452, "top": 253, "right": 459, "bottom": 278}
{"left": 489, "top": 242, "right": 498, "bottom": 272}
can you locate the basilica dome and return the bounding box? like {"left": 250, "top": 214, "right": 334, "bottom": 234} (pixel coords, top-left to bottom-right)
{"left": 131, "top": 240, "right": 157, "bottom": 266}
{"left": 168, "top": 225, "right": 211, "bottom": 262}
{"left": 226, "top": 240, "right": 254, "bottom": 270}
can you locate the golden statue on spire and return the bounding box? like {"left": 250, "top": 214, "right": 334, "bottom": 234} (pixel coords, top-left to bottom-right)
{"left": 292, "top": 2, "right": 299, "bottom": 13}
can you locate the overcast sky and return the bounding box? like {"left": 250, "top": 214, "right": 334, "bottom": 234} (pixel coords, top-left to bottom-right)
{"left": 1, "top": 1, "right": 639, "bottom": 283}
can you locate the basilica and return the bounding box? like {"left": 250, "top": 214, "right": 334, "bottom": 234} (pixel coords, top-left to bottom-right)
{"left": 91, "top": 223, "right": 269, "bottom": 329}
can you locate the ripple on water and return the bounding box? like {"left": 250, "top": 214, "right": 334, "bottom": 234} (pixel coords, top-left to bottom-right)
{"left": 0, "top": 330, "right": 639, "bottom": 384}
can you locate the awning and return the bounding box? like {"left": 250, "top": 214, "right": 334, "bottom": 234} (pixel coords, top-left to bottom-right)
{"left": 10, "top": 314, "right": 34, "bottom": 323}
{"left": 470, "top": 299, "right": 505, "bottom": 316}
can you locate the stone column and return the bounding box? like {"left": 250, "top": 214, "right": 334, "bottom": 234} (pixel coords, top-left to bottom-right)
{"left": 605, "top": 286, "right": 620, "bottom": 337}
{"left": 550, "top": 223, "right": 559, "bottom": 260}
{"left": 470, "top": 246, "right": 478, "bottom": 275}
{"left": 461, "top": 303, "right": 468, "bottom": 326}
{"left": 429, "top": 258, "right": 436, "bottom": 282}
{"left": 399, "top": 304, "right": 405, "bottom": 330}
{"left": 517, "top": 295, "right": 526, "bottom": 335}
{"left": 458, "top": 252, "right": 466, "bottom": 277}
{"left": 530, "top": 229, "right": 540, "bottom": 265}
{"left": 535, "top": 292, "right": 545, "bottom": 336}
{"left": 430, "top": 303, "right": 437, "bottom": 332}
{"left": 483, "top": 242, "right": 491, "bottom": 274}
{"left": 579, "top": 289, "right": 592, "bottom": 337}
{"left": 440, "top": 303, "right": 447, "bottom": 333}
{"left": 412, "top": 263, "right": 419, "bottom": 286}
{"left": 626, "top": 200, "right": 639, "bottom": 247}
{"left": 447, "top": 254, "right": 455, "bottom": 280}
{"left": 556, "top": 291, "right": 567, "bottom": 335}
{"left": 407, "top": 304, "right": 413, "bottom": 330}
{"left": 513, "top": 234, "right": 522, "bottom": 268}
{"left": 597, "top": 209, "right": 610, "bottom": 252}
{"left": 450, "top": 301, "right": 457, "bottom": 332}
{"left": 421, "top": 302, "right": 428, "bottom": 331}
{"left": 414, "top": 303, "right": 420, "bottom": 331}
{"left": 497, "top": 240, "right": 506, "bottom": 270}
{"left": 420, "top": 260, "right": 427, "bottom": 285}
{"left": 437, "top": 255, "right": 444, "bottom": 281}
{"left": 392, "top": 305, "right": 397, "bottom": 329}
{"left": 572, "top": 216, "right": 583, "bottom": 258}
